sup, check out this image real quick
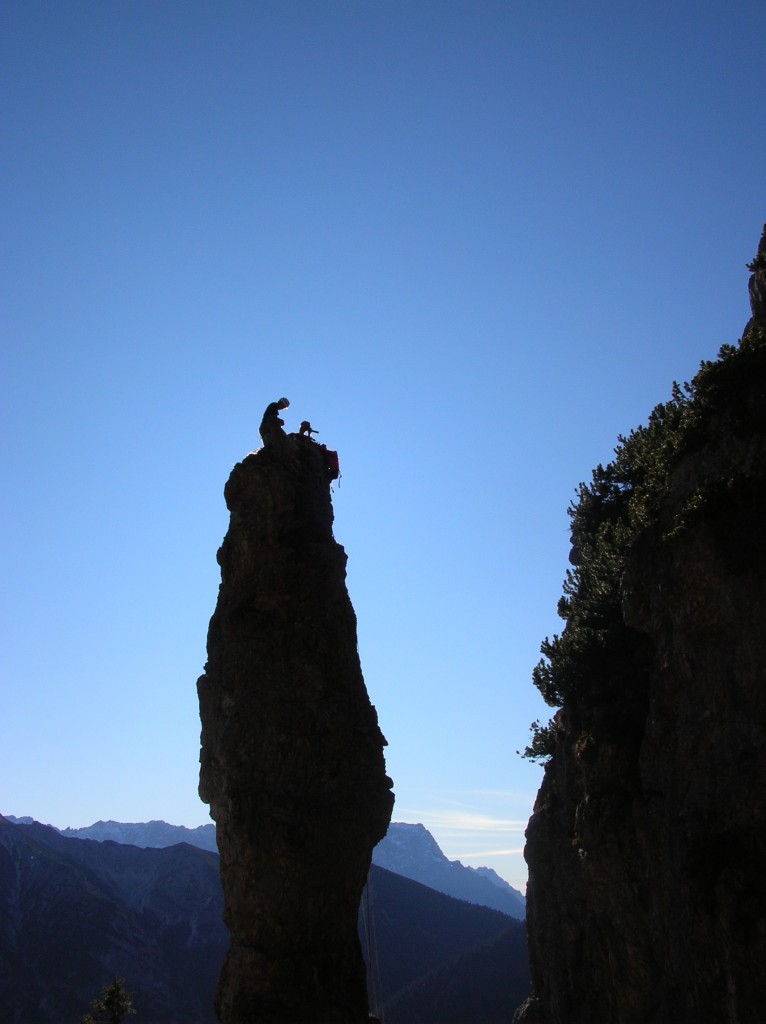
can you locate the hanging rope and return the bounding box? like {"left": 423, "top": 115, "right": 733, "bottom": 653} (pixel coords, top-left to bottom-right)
{"left": 361, "top": 871, "right": 384, "bottom": 1022}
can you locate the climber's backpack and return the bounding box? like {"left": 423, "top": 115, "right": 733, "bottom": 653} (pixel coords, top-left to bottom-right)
{"left": 320, "top": 445, "right": 340, "bottom": 482}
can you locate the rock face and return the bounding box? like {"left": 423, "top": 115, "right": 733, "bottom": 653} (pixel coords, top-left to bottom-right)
{"left": 516, "top": 237, "right": 766, "bottom": 1023}
{"left": 197, "top": 436, "right": 394, "bottom": 1023}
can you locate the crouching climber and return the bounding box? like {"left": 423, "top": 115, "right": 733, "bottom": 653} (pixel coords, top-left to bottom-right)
{"left": 299, "top": 420, "right": 318, "bottom": 439}
{"left": 259, "top": 397, "right": 290, "bottom": 447}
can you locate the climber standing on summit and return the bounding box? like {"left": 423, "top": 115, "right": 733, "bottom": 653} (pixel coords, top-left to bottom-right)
{"left": 259, "top": 397, "right": 290, "bottom": 447}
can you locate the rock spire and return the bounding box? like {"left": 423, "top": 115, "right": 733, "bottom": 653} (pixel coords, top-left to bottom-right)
{"left": 198, "top": 433, "right": 394, "bottom": 1023}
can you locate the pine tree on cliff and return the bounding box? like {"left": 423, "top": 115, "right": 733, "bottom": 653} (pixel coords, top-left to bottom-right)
{"left": 516, "top": 226, "right": 766, "bottom": 1024}
{"left": 524, "top": 229, "right": 766, "bottom": 756}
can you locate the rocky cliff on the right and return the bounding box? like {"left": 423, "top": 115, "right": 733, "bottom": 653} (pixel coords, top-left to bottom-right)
{"left": 516, "top": 225, "right": 766, "bottom": 1024}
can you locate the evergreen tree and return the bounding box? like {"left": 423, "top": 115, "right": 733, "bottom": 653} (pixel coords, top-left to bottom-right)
{"left": 523, "top": 324, "right": 766, "bottom": 760}
{"left": 81, "top": 977, "right": 136, "bottom": 1024}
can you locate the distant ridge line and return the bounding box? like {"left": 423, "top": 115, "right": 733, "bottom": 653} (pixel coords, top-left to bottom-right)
{"left": 3, "top": 815, "right": 525, "bottom": 918}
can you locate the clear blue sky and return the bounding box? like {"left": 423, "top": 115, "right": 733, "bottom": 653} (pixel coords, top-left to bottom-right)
{"left": 2, "top": 1, "right": 764, "bottom": 892}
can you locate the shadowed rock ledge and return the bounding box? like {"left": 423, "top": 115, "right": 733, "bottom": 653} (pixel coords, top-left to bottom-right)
{"left": 198, "top": 436, "right": 394, "bottom": 1024}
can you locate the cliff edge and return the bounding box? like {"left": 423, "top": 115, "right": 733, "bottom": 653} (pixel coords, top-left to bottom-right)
{"left": 198, "top": 434, "right": 394, "bottom": 1023}
{"left": 517, "top": 227, "right": 766, "bottom": 1023}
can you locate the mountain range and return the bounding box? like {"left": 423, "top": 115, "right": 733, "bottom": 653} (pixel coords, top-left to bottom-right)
{"left": 10, "top": 816, "right": 525, "bottom": 919}
{"left": 372, "top": 821, "right": 525, "bottom": 919}
{"left": 0, "top": 815, "right": 529, "bottom": 1023}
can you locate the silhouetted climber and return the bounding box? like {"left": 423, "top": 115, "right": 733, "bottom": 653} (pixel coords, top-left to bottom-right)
{"left": 259, "top": 397, "right": 289, "bottom": 447}
{"left": 299, "top": 420, "right": 318, "bottom": 439}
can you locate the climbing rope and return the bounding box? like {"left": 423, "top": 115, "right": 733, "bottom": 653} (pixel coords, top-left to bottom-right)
{"left": 361, "top": 872, "right": 384, "bottom": 1022}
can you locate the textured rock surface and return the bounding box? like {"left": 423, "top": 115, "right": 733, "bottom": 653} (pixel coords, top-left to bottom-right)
{"left": 516, "top": 246, "right": 766, "bottom": 1023}
{"left": 198, "top": 436, "right": 394, "bottom": 1023}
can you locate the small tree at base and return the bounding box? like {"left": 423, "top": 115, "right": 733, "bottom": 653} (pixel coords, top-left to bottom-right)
{"left": 81, "top": 977, "right": 136, "bottom": 1024}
